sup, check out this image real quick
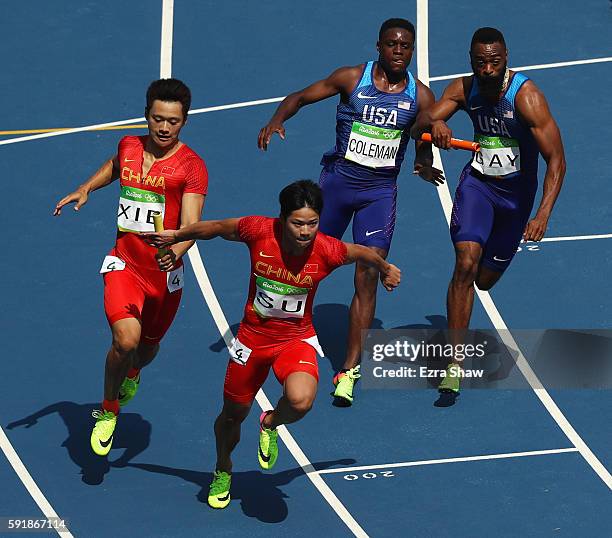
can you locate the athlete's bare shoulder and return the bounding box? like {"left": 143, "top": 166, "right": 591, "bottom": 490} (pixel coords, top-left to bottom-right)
{"left": 513, "top": 77, "right": 553, "bottom": 126}
{"left": 514, "top": 77, "right": 545, "bottom": 106}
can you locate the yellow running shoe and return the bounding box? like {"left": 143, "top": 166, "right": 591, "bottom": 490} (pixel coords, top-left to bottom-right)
{"left": 90, "top": 409, "right": 117, "bottom": 456}
{"left": 208, "top": 470, "right": 231, "bottom": 509}
{"left": 118, "top": 374, "right": 140, "bottom": 407}
{"left": 258, "top": 411, "right": 279, "bottom": 470}
{"left": 333, "top": 365, "right": 361, "bottom": 405}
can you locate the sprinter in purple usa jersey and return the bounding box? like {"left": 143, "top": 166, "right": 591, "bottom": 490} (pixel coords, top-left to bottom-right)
{"left": 258, "top": 18, "right": 443, "bottom": 406}
{"left": 412, "top": 27, "right": 565, "bottom": 402}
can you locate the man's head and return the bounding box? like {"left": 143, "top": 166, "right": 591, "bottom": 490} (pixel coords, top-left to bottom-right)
{"left": 470, "top": 27, "right": 508, "bottom": 92}
{"left": 145, "top": 79, "right": 192, "bottom": 149}
{"left": 377, "top": 18, "right": 415, "bottom": 75}
{"left": 279, "top": 180, "right": 323, "bottom": 251}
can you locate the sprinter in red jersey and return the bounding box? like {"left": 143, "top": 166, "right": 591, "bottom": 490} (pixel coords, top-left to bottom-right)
{"left": 54, "top": 79, "right": 208, "bottom": 456}
{"left": 144, "top": 180, "right": 400, "bottom": 509}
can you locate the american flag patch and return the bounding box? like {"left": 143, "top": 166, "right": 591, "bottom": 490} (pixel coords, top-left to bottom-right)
{"left": 503, "top": 110, "right": 514, "bottom": 119}
{"left": 398, "top": 101, "right": 411, "bottom": 110}
{"left": 303, "top": 264, "right": 318, "bottom": 274}
{"left": 161, "top": 166, "right": 175, "bottom": 175}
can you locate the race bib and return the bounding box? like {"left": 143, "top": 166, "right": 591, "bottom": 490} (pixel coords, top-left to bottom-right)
{"left": 252, "top": 275, "right": 309, "bottom": 319}
{"left": 344, "top": 122, "right": 402, "bottom": 168}
{"left": 471, "top": 134, "right": 520, "bottom": 176}
{"left": 99, "top": 255, "right": 126, "bottom": 274}
{"left": 229, "top": 337, "right": 252, "bottom": 366}
{"left": 167, "top": 265, "right": 184, "bottom": 293}
{"left": 117, "top": 185, "right": 165, "bottom": 233}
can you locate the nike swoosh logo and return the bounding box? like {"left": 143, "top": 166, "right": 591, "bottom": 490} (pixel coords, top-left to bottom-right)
{"left": 365, "top": 229, "right": 382, "bottom": 237}
{"left": 357, "top": 92, "right": 376, "bottom": 99}
{"left": 259, "top": 251, "right": 274, "bottom": 258}
{"left": 299, "top": 360, "right": 315, "bottom": 366}
{"left": 100, "top": 435, "right": 113, "bottom": 448}
{"left": 259, "top": 445, "right": 271, "bottom": 462}
{"left": 124, "top": 158, "right": 135, "bottom": 162}
{"left": 493, "top": 256, "right": 511, "bottom": 262}
{"left": 470, "top": 106, "right": 483, "bottom": 111}
{"left": 216, "top": 492, "right": 230, "bottom": 501}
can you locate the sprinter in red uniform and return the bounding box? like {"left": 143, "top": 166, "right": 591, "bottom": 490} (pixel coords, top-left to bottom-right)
{"left": 144, "top": 180, "right": 401, "bottom": 509}
{"left": 54, "top": 79, "right": 208, "bottom": 456}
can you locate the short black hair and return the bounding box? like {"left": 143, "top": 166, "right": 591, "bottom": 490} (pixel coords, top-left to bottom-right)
{"left": 378, "top": 18, "right": 415, "bottom": 41}
{"left": 145, "top": 78, "right": 192, "bottom": 118}
{"left": 279, "top": 180, "right": 323, "bottom": 218}
{"left": 470, "top": 27, "right": 506, "bottom": 50}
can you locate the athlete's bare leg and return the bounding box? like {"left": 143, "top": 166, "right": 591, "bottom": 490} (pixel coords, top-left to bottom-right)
{"left": 214, "top": 399, "right": 251, "bottom": 473}
{"left": 447, "top": 241, "right": 482, "bottom": 330}
{"left": 265, "top": 372, "right": 317, "bottom": 429}
{"left": 342, "top": 246, "right": 387, "bottom": 369}
{"left": 103, "top": 318, "right": 142, "bottom": 401}
{"left": 132, "top": 342, "right": 160, "bottom": 369}
{"left": 475, "top": 265, "right": 503, "bottom": 291}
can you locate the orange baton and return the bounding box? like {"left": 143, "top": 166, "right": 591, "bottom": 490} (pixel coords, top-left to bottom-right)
{"left": 421, "top": 133, "right": 480, "bottom": 152}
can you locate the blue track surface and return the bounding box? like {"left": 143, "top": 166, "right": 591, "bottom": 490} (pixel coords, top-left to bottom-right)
{"left": 2, "top": 1, "right": 611, "bottom": 536}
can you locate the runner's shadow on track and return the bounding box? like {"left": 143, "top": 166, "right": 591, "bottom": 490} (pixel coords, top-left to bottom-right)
{"left": 314, "top": 304, "right": 447, "bottom": 372}
{"left": 209, "top": 323, "right": 241, "bottom": 353}
{"left": 313, "top": 303, "right": 384, "bottom": 372}
{"left": 6, "top": 402, "right": 151, "bottom": 486}
{"left": 127, "top": 458, "right": 356, "bottom": 523}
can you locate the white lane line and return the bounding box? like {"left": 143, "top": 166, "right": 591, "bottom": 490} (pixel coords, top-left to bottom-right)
{"left": 417, "top": 0, "right": 612, "bottom": 490}
{"left": 190, "top": 96, "right": 284, "bottom": 115}
{"left": 4, "top": 53, "right": 609, "bottom": 146}
{"left": 430, "top": 56, "right": 612, "bottom": 81}
{"left": 316, "top": 448, "right": 580, "bottom": 475}
{"left": 186, "top": 246, "right": 368, "bottom": 537}
{"left": 0, "top": 427, "right": 74, "bottom": 537}
{"left": 0, "top": 96, "right": 286, "bottom": 147}
{"left": 539, "top": 233, "right": 612, "bottom": 243}
{"left": 0, "top": 117, "right": 146, "bottom": 146}
{"left": 160, "top": 0, "right": 174, "bottom": 78}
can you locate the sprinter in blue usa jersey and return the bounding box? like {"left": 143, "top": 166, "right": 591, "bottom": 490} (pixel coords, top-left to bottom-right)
{"left": 412, "top": 27, "right": 565, "bottom": 402}
{"left": 258, "top": 18, "right": 442, "bottom": 406}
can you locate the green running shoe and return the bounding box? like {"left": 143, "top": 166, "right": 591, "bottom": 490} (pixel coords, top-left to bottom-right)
{"left": 333, "top": 365, "right": 361, "bottom": 405}
{"left": 258, "top": 411, "right": 279, "bottom": 470}
{"left": 208, "top": 470, "right": 232, "bottom": 509}
{"left": 90, "top": 409, "right": 117, "bottom": 456}
{"left": 438, "top": 363, "right": 461, "bottom": 393}
{"left": 118, "top": 374, "right": 140, "bottom": 407}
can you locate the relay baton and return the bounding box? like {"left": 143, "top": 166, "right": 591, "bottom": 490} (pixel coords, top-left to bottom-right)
{"left": 152, "top": 213, "right": 169, "bottom": 257}
{"left": 421, "top": 133, "right": 480, "bottom": 152}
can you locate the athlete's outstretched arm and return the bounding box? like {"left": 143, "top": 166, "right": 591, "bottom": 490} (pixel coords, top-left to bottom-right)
{"left": 410, "top": 77, "right": 467, "bottom": 149}
{"left": 257, "top": 66, "right": 362, "bottom": 151}
{"left": 344, "top": 243, "right": 401, "bottom": 291}
{"left": 155, "top": 193, "right": 206, "bottom": 272}
{"left": 516, "top": 83, "right": 566, "bottom": 241}
{"left": 53, "top": 156, "right": 120, "bottom": 215}
{"left": 143, "top": 218, "right": 242, "bottom": 248}
{"left": 413, "top": 81, "right": 445, "bottom": 185}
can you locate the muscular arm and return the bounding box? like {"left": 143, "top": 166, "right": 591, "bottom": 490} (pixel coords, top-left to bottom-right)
{"left": 155, "top": 193, "right": 206, "bottom": 271}
{"left": 53, "top": 155, "right": 120, "bottom": 215}
{"left": 257, "top": 65, "right": 362, "bottom": 150}
{"left": 414, "top": 81, "right": 435, "bottom": 167}
{"left": 516, "top": 82, "right": 566, "bottom": 241}
{"left": 410, "top": 77, "right": 467, "bottom": 149}
{"left": 344, "top": 243, "right": 401, "bottom": 291}
{"left": 171, "top": 193, "right": 206, "bottom": 259}
{"left": 412, "top": 81, "right": 445, "bottom": 185}
{"left": 145, "top": 218, "right": 242, "bottom": 248}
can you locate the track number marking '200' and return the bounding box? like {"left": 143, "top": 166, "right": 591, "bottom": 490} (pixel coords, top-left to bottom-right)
{"left": 343, "top": 470, "right": 395, "bottom": 481}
